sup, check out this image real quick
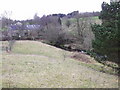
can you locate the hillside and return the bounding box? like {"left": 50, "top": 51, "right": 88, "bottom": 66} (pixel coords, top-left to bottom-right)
{"left": 2, "top": 41, "right": 118, "bottom": 88}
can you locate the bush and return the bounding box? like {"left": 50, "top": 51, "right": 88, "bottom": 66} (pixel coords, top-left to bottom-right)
{"left": 65, "top": 20, "right": 71, "bottom": 27}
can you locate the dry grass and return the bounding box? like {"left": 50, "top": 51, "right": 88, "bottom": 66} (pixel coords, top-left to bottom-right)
{"left": 1, "top": 40, "right": 119, "bottom": 88}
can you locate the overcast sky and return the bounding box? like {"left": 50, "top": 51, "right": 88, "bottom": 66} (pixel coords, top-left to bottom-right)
{"left": 0, "top": 0, "right": 110, "bottom": 20}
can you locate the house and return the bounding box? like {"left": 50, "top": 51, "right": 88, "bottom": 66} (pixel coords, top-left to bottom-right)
{"left": 25, "top": 25, "right": 41, "bottom": 30}
{"left": 9, "top": 23, "right": 41, "bottom": 31}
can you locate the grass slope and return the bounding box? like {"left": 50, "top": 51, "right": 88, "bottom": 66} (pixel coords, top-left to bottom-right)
{"left": 2, "top": 41, "right": 118, "bottom": 88}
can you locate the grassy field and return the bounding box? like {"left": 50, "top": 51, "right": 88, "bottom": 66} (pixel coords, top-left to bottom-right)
{"left": 1, "top": 40, "right": 119, "bottom": 88}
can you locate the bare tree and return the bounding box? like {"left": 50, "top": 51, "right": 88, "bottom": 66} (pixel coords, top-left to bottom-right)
{"left": 74, "top": 13, "right": 95, "bottom": 50}
{"left": 33, "top": 13, "right": 40, "bottom": 24}
{"left": 1, "top": 11, "right": 15, "bottom": 52}
{"left": 75, "top": 14, "right": 89, "bottom": 44}
{"left": 40, "top": 16, "right": 63, "bottom": 45}
{"left": 1, "top": 11, "right": 12, "bottom": 29}
{"left": 44, "top": 23, "right": 60, "bottom": 43}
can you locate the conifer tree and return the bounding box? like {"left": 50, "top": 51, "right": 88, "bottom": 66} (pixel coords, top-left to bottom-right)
{"left": 92, "top": 1, "right": 120, "bottom": 63}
